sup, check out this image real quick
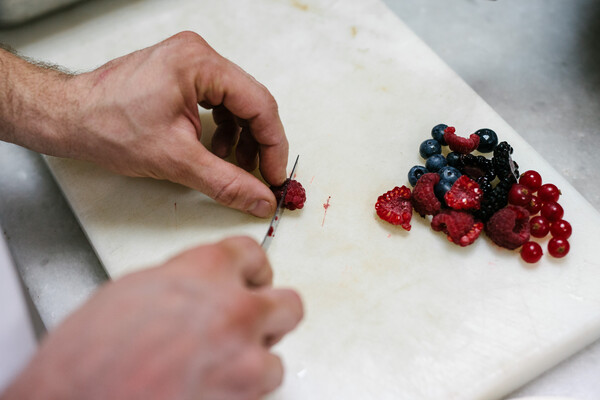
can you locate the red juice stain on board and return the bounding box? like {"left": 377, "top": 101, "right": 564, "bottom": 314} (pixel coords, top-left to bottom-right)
{"left": 322, "top": 196, "right": 332, "bottom": 227}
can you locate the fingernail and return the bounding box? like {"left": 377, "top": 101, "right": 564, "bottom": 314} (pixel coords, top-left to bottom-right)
{"left": 248, "top": 200, "right": 272, "bottom": 218}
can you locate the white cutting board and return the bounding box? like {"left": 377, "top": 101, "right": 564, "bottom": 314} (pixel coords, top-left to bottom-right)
{"left": 15, "top": 0, "right": 600, "bottom": 398}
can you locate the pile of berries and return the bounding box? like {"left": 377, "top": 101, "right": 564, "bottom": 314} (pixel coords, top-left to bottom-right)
{"left": 375, "top": 124, "right": 571, "bottom": 264}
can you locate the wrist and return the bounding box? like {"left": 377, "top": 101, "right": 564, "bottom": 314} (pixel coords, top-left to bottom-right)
{"left": 0, "top": 48, "right": 81, "bottom": 157}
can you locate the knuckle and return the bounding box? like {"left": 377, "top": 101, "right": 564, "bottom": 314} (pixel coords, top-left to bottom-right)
{"left": 239, "top": 350, "right": 265, "bottom": 378}
{"left": 263, "top": 90, "right": 279, "bottom": 114}
{"left": 164, "top": 31, "right": 216, "bottom": 69}
{"left": 225, "top": 293, "right": 264, "bottom": 329}
{"left": 252, "top": 81, "right": 278, "bottom": 114}
{"left": 167, "top": 242, "right": 230, "bottom": 277}
{"left": 220, "top": 236, "right": 261, "bottom": 254}
{"left": 171, "top": 30, "right": 204, "bottom": 45}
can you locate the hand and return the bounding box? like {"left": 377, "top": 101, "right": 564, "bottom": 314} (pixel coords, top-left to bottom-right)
{"left": 2, "top": 237, "right": 303, "bottom": 400}
{"left": 72, "top": 31, "right": 288, "bottom": 217}
{"left": 0, "top": 32, "right": 289, "bottom": 217}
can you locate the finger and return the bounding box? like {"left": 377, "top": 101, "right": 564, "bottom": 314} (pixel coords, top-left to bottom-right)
{"left": 194, "top": 60, "right": 288, "bottom": 186}
{"left": 177, "top": 145, "right": 276, "bottom": 218}
{"left": 211, "top": 106, "right": 240, "bottom": 158}
{"left": 235, "top": 126, "right": 259, "bottom": 171}
{"left": 229, "top": 349, "right": 284, "bottom": 397}
{"left": 219, "top": 236, "right": 273, "bottom": 287}
{"left": 211, "top": 122, "right": 240, "bottom": 158}
{"left": 259, "top": 288, "right": 304, "bottom": 347}
{"left": 261, "top": 353, "right": 284, "bottom": 395}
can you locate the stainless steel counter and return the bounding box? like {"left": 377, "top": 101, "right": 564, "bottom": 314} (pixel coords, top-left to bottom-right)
{"left": 1, "top": 0, "right": 599, "bottom": 398}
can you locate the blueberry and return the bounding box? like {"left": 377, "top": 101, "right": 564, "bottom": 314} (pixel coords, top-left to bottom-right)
{"left": 434, "top": 180, "right": 454, "bottom": 203}
{"left": 426, "top": 154, "right": 447, "bottom": 172}
{"left": 446, "top": 152, "right": 461, "bottom": 167}
{"left": 431, "top": 124, "right": 448, "bottom": 145}
{"left": 438, "top": 166, "right": 462, "bottom": 184}
{"left": 419, "top": 139, "right": 442, "bottom": 159}
{"left": 475, "top": 128, "right": 498, "bottom": 153}
{"left": 408, "top": 165, "right": 428, "bottom": 186}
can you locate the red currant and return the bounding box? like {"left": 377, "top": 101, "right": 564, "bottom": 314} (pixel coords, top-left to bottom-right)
{"left": 540, "top": 201, "right": 564, "bottom": 222}
{"left": 526, "top": 195, "right": 542, "bottom": 215}
{"left": 548, "top": 237, "right": 570, "bottom": 258}
{"left": 529, "top": 216, "right": 550, "bottom": 238}
{"left": 508, "top": 184, "right": 532, "bottom": 206}
{"left": 538, "top": 183, "right": 561, "bottom": 202}
{"left": 521, "top": 241, "right": 543, "bottom": 263}
{"left": 519, "top": 170, "right": 542, "bottom": 192}
{"left": 550, "top": 219, "right": 572, "bottom": 239}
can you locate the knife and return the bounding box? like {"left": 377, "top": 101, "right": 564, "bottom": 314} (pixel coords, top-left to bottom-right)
{"left": 261, "top": 155, "right": 299, "bottom": 250}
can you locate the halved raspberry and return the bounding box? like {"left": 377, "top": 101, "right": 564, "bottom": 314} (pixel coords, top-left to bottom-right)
{"left": 444, "top": 175, "right": 483, "bottom": 211}
{"left": 456, "top": 222, "right": 484, "bottom": 246}
{"left": 443, "top": 127, "right": 480, "bottom": 154}
{"left": 375, "top": 186, "right": 413, "bottom": 230}
{"left": 485, "top": 205, "right": 530, "bottom": 250}
{"left": 270, "top": 179, "right": 306, "bottom": 210}
{"left": 431, "top": 210, "right": 482, "bottom": 246}
{"left": 411, "top": 173, "right": 441, "bottom": 217}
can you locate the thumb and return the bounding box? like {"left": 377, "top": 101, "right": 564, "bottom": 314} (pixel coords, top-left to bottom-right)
{"left": 177, "top": 146, "right": 277, "bottom": 218}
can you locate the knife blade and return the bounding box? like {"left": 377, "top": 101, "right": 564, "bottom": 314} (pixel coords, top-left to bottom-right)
{"left": 261, "top": 155, "right": 299, "bottom": 250}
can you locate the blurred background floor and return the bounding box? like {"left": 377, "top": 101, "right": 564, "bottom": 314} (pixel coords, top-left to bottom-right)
{"left": 1, "top": 0, "right": 599, "bottom": 398}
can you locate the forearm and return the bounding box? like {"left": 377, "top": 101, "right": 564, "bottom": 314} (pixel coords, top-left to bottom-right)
{"left": 0, "top": 48, "right": 78, "bottom": 155}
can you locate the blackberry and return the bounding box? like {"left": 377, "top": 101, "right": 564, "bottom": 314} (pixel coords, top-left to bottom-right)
{"left": 476, "top": 176, "right": 493, "bottom": 196}
{"left": 474, "top": 179, "right": 513, "bottom": 222}
{"left": 493, "top": 142, "right": 519, "bottom": 182}
{"left": 457, "top": 154, "right": 495, "bottom": 181}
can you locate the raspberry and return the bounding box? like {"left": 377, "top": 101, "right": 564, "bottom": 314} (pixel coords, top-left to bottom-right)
{"left": 457, "top": 222, "right": 484, "bottom": 246}
{"left": 270, "top": 179, "right": 306, "bottom": 210}
{"left": 375, "top": 186, "right": 413, "bottom": 230}
{"left": 443, "top": 127, "right": 480, "bottom": 154}
{"left": 411, "top": 173, "right": 441, "bottom": 217}
{"left": 444, "top": 175, "right": 483, "bottom": 211}
{"left": 485, "top": 205, "right": 531, "bottom": 250}
{"left": 431, "top": 210, "right": 482, "bottom": 246}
